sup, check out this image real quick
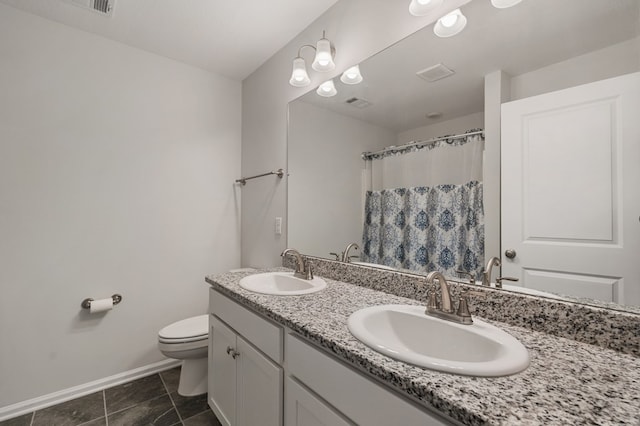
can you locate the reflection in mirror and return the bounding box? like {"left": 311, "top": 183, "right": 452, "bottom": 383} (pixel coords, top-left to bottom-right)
{"left": 287, "top": 0, "right": 640, "bottom": 310}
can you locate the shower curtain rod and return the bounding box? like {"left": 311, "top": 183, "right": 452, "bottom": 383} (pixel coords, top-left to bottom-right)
{"left": 362, "top": 130, "right": 484, "bottom": 160}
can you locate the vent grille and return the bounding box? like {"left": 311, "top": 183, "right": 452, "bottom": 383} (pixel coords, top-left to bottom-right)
{"left": 64, "top": 0, "right": 115, "bottom": 16}
{"left": 345, "top": 97, "right": 373, "bottom": 109}
{"left": 93, "top": 0, "right": 110, "bottom": 13}
{"left": 416, "top": 63, "right": 455, "bottom": 82}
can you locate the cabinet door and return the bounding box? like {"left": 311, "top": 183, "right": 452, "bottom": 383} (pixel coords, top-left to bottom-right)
{"left": 285, "top": 376, "right": 352, "bottom": 426}
{"left": 236, "top": 336, "right": 282, "bottom": 426}
{"left": 209, "top": 316, "right": 237, "bottom": 426}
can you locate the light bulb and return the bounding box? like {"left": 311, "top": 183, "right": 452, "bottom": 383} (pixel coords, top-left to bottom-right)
{"left": 340, "top": 65, "right": 363, "bottom": 85}
{"left": 289, "top": 57, "right": 310, "bottom": 87}
{"left": 491, "top": 0, "right": 523, "bottom": 8}
{"left": 434, "top": 9, "right": 467, "bottom": 38}
{"left": 316, "top": 79, "right": 337, "bottom": 97}
{"left": 408, "top": 0, "right": 443, "bottom": 17}
{"left": 312, "top": 38, "right": 335, "bottom": 72}
{"left": 440, "top": 13, "right": 458, "bottom": 27}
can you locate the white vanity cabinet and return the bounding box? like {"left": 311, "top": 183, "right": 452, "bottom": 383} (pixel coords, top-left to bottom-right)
{"left": 208, "top": 287, "right": 457, "bottom": 426}
{"left": 208, "top": 289, "right": 283, "bottom": 426}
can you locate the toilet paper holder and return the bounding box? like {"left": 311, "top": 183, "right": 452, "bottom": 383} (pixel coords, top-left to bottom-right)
{"left": 81, "top": 294, "right": 123, "bottom": 309}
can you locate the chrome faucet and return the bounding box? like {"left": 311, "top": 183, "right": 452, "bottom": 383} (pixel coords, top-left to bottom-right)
{"left": 482, "top": 256, "right": 501, "bottom": 286}
{"left": 425, "top": 271, "right": 485, "bottom": 325}
{"left": 281, "top": 248, "right": 313, "bottom": 280}
{"left": 341, "top": 243, "right": 359, "bottom": 263}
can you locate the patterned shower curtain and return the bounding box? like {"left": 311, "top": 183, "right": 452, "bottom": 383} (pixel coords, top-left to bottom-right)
{"left": 361, "top": 130, "right": 484, "bottom": 278}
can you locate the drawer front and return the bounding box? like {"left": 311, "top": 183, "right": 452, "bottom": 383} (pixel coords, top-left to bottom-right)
{"left": 286, "top": 334, "right": 457, "bottom": 426}
{"left": 285, "top": 376, "right": 353, "bottom": 426}
{"left": 210, "top": 288, "right": 283, "bottom": 363}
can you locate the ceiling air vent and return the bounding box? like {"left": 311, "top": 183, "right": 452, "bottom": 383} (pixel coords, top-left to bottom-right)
{"left": 345, "top": 97, "right": 373, "bottom": 109}
{"left": 416, "top": 63, "right": 455, "bottom": 82}
{"left": 64, "top": 0, "right": 115, "bottom": 16}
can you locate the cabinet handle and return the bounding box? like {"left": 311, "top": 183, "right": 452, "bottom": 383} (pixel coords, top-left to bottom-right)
{"left": 226, "top": 346, "right": 240, "bottom": 359}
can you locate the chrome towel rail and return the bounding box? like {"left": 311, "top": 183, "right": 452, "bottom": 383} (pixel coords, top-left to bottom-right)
{"left": 236, "top": 168, "right": 284, "bottom": 186}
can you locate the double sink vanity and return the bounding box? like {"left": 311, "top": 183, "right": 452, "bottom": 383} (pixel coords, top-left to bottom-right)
{"left": 205, "top": 255, "right": 640, "bottom": 425}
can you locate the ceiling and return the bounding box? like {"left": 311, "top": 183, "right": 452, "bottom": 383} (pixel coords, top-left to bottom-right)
{"left": 0, "top": 0, "right": 340, "bottom": 80}
{"left": 296, "top": 0, "right": 640, "bottom": 133}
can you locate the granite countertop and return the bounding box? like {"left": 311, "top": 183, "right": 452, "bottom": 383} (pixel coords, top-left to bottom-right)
{"left": 206, "top": 268, "right": 640, "bottom": 426}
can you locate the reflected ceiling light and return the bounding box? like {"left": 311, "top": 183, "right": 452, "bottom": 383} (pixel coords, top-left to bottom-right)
{"left": 408, "top": 0, "right": 443, "bottom": 16}
{"left": 289, "top": 31, "right": 336, "bottom": 87}
{"left": 434, "top": 8, "right": 467, "bottom": 38}
{"left": 491, "top": 0, "right": 523, "bottom": 8}
{"left": 317, "top": 79, "right": 337, "bottom": 97}
{"left": 340, "top": 65, "right": 363, "bottom": 85}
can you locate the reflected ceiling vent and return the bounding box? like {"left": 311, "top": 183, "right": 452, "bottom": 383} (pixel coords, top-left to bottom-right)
{"left": 416, "top": 63, "right": 455, "bottom": 82}
{"left": 64, "top": 0, "right": 115, "bottom": 16}
{"left": 345, "top": 97, "right": 373, "bottom": 109}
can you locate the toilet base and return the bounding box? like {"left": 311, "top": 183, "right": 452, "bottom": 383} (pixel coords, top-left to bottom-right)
{"left": 178, "top": 357, "right": 208, "bottom": 396}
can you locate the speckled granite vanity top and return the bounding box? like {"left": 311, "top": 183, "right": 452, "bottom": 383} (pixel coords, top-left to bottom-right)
{"left": 206, "top": 268, "right": 640, "bottom": 426}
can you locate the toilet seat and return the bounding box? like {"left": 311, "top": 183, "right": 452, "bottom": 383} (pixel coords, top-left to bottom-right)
{"left": 158, "top": 315, "right": 208, "bottom": 344}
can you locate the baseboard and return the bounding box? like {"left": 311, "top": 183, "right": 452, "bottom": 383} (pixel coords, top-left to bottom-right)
{"left": 0, "top": 358, "right": 181, "bottom": 422}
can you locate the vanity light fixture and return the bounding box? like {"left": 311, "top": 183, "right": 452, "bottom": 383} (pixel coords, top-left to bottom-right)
{"left": 289, "top": 57, "right": 311, "bottom": 87}
{"left": 312, "top": 32, "right": 336, "bottom": 72}
{"left": 408, "top": 0, "right": 443, "bottom": 16}
{"left": 316, "top": 79, "right": 337, "bottom": 97}
{"left": 289, "top": 31, "right": 336, "bottom": 87}
{"left": 491, "top": 0, "right": 523, "bottom": 8}
{"left": 340, "top": 65, "right": 363, "bottom": 85}
{"left": 434, "top": 8, "right": 467, "bottom": 38}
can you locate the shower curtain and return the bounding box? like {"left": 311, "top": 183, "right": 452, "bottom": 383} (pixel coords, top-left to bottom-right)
{"left": 361, "top": 129, "right": 485, "bottom": 278}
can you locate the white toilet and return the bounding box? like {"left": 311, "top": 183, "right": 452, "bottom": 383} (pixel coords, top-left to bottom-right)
{"left": 158, "top": 314, "right": 209, "bottom": 396}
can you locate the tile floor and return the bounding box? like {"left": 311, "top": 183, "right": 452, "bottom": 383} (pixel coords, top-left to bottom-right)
{"left": 0, "top": 367, "right": 222, "bottom": 426}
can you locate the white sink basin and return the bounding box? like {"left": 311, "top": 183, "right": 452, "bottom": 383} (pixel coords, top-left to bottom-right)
{"left": 347, "top": 305, "right": 529, "bottom": 377}
{"left": 239, "top": 272, "right": 327, "bottom": 295}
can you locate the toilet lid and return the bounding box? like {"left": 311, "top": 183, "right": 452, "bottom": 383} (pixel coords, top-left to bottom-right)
{"left": 159, "top": 314, "right": 208, "bottom": 340}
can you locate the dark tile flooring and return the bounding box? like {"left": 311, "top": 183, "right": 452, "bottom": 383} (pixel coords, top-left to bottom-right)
{"left": 1, "top": 367, "right": 222, "bottom": 426}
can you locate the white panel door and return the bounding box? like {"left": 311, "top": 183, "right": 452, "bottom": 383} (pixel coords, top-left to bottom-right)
{"left": 501, "top": 72, "right": 640, "bottom": 305}
{"left": 236, "top": 336, "right": 282, "bottom": 426}
{"left": 209, "top": 316, "right": 237, "bottom": 426}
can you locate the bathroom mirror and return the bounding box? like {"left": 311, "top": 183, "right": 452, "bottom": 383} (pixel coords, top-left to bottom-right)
{"left": 287, "top": 0, "right": 640, "bottom": 310}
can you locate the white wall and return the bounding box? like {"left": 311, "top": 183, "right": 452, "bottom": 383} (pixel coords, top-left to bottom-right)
{"left": 396, "top": 112, "right": 484, "bottom": 144}
{"left": 0, "top": 4, "right": 241, "bottom": 409}
{"left": 288, "top": 101, "right": 393, "bottom": 258}
{"left": 241, "top": 0, "right": 471, "bottom": 268}
{"left": 510, "top": 37, "right": 640, "bottom": 101}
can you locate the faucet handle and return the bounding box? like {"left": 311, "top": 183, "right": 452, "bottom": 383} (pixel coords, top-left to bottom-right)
{"left": 495, "top": 276, "right": 519, "bottom": 289}
{"left": 456, "top": 297, "right": 472, "bottom": 319}
{"left": 455, "top": 270, "right": 475, "bottom": 285}
{"left": 456, "top": 290, "right": 487, "bottom": 319}
{"left": 427, "top": 291, "right": 439, "bottom": 310}
{"left": 304, "top": 260, "right": 314, "bottom": 280}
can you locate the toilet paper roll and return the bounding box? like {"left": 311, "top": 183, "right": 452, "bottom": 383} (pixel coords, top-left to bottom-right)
{"left": 89, "top": 298, "right": 113, "bottom": 314}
